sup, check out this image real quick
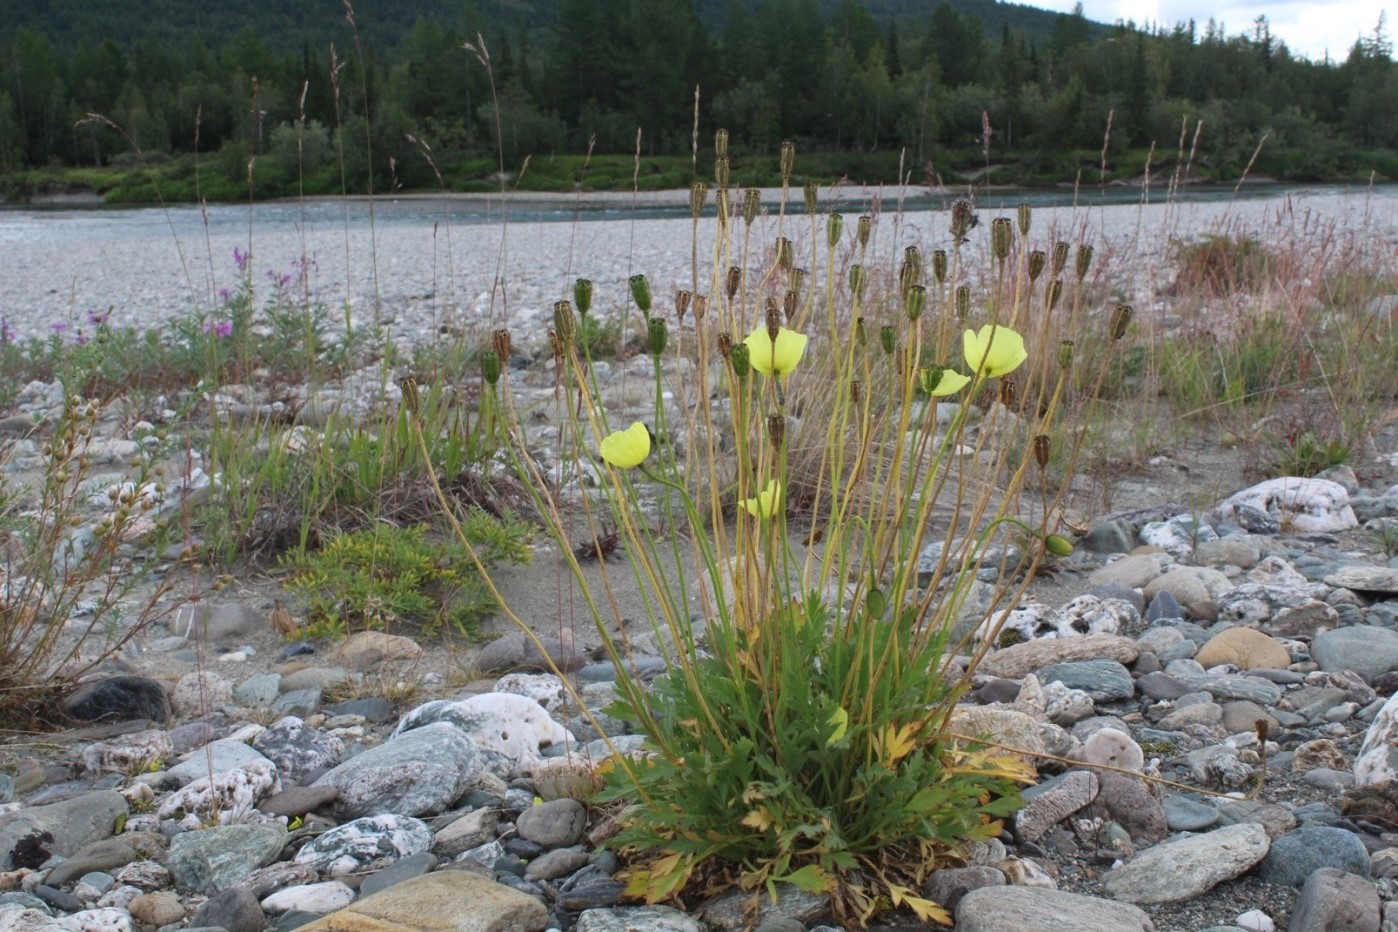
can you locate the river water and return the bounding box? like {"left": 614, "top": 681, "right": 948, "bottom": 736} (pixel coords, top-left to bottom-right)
{"left": 1, "top": 184, "right": 1393, "bottom": 348}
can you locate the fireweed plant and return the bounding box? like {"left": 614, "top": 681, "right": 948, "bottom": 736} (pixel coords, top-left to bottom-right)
{"left": 413, "top": 138, "right": 1127, "bottom": 926}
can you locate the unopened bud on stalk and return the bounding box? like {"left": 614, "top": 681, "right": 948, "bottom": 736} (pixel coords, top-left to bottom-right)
{"left": 714, "top": 156, "right": 729, "bottom": 188}
{"left": 676, "top": 290, "right": 692, "bottom": 322}
{"left": 855, "top": 317, "right": 869, "bottom": 345}
{"left": 1076, "top": 244, "right": 1094, "bottom": 280}
{"left": 783, "top": 290, "right": 798, "bottom": 321}
{"left": 1028, "top": 250, "right": 1046, "bottom": 282}
{"left": 767, "top": 414, "right": 786, "bottom": 448}
{"left": 955, "top": 285, "right": 970, "bottom": 320}
{"left": 574, "top": 278, "right": 593, "bottom": 316}
{"left": 1045, "top": 534, "right": 1074, "bottom": 557}
{"left": 999, "top": 377, "right": 1017, "bottom": 407}
{"left": 693, "top": 294, "right": 708, "bottom": 321}
{"left": 904, "top": 285, "right": 926, "bottom": 321}
{"left": 1017, "top": 203, "right": 1032, "bottom": 236}
{"left": 553, "top": 301, "right": 576, "bottom": 350}
{"left": 492, "top": 328, "right": 512, "bottom": 360}
{"left": 849, "top": 264, "right": 866, "bottom": 299}
{"left": 480, "top": 349, "right": 501, "bottom": 385}
{"left": 857, "top": 214, "right": 872, "bottom": 248}
{"left": 717, "top": 332, "right": 733, "bottom": 358}
{"left": 1110, "top": 303, "right": 1133, "bottom": 340}
{"left": 647, "top": 317, "right": 668, "bottom": 357}
{"left": 1052, "top": 241, "right": 1070, "bottom": 276}
{"left": 1058, "top": 339, "right": 1074, "bottom": 370}
{"left": 729, "top": 342, "right": 751, "bottom": 378}
{"left": 715, "top": 128, "right": 729, "bottom": 157}
{"left": 691, "top": 182, "right": 709, "bottom": 218}
{"left": 727, "top": 266, "right": 742, "bottom": 300}
{"left": 399, "top": 377, "right": 420, "bottom": 415}
{"left": 629, "top": 274, "right": 652, "bottom": 313}
{"left": 780, "top": 140, "right": 795, "bottom": 182}
{"left": 765, "top": 304, "right": 782, "bottom": 342}
{"left": 776, "top": 237, "right": 794, "bottom": 270}
{"left": 803, "top": 181, "right": 818, "bottom": 215}
{"left": 1033, "top": 433, "right": 1050, "bottom": 469}
{"left": 789, "top": 267, "right": 807, "bottom": 300}
{"left": 827, "top": 213, "right": 844, "bottom": 247}
{"left": 991, "top": 217, "right": 1013, "bottom": 262}
{"left": 850, "top": 380, "right": 861, "bottom": 405}
{"left": 932, "top": 249, "right": 948, "bottom": 284}
{"left": 880, "top": 324, "right": 896, "bottom": 356}
{"left": 548, "top": 329, "right": 563, "bottom": 358}
{"left": 743, "top": 188, "right": 761, "bottom": 226}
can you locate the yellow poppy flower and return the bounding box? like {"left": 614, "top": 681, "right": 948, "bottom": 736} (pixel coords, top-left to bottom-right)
{"left": 742, "top": 480, "right": 782, "bottom": 519}
{"left": 743, "top": 327, "right": 808, "bottom": 377}
{"left": 599, "top": 421, "right": 650, "bottom": 468}
{"left": 963, "top": 325, "right": 1027, "bottom": 378}
{"left": 919, "top": 366, "right": 972, "bottom": 397}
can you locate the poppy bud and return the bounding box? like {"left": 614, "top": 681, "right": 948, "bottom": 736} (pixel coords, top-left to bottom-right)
{"left": 1045, "top": 534, "right": 1074, "bottom": 557}
{"left": 1058, "top": 339, "right": 1074, "bottom": 370}
{"left": 857, "top": 214, "right": 872, "bottom": 248}
{"left": 879, "top": 324, "right": 896, "bottom": 356}
{"left": 629, "top": 274, "right": 652, "bottom": 313}
{"left": 780, "top": 140, "right": 795, "bottom": 182}
{"left": 1076, "top": 244, "right": 1094, "bottom": 280}
{"left": 717, "top": 331, "right": 733, "bottom": 359}
{"left": 715, "top": 127, "right": 729, "bottom": 157}
{"left": 399, "top": 377, "right": 420, "bottom": 415}
{"left": 919, "top": 365, "right": 944, "bottom": 395}
{"left": 676, "top": 290, "right": 692, "bottom": 322}
{"left": 729, "top": 342, "right": 751, "bottom": 378}
{"left": 1046, "top": 278, "right": 1063, "bottom": 310}
{"left": 767, "top": 414, "right": 786, "bottom": 447}
{"left": 1033, "top": 433, "right": 1050, "bottom": 469}
{"left": 1017, "top": 203, "right": 1032, "bottom": 236}
{"left": 765, "top": 303, "right": 782, "bottom": 343}
{"left": 904, "top": 285, "right": 926, "bottom": 321}
{"left": 1052, "top": 241, "right": 1070, "bottom": 276}
{"left": 932, "top": 249, "right": 948, "bottom": 284}
{"left": 776, "top": 237, "right": 794, "bottom": 270}
{"left": 727, "top": 266, "right": 742, "bottom": 300}
{"left": 803, "top": 181, "right": 818, "bottom": 215}
{"left": 955, "top": 285, "right": 970, "bottom": 321}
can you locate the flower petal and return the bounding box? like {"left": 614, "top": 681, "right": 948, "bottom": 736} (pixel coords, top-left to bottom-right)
{"left": 599, "top": 421, "right": 650, "bottom": 468}
{"left": 742, "top": 479, "right": 782, "bottom": 519}
{"left": 963, "top": 325, "right": 1027, "bottom": 377}
{"left": 927, "top": 369, "right": 971, "bottom": 396}
{"left": 743, "top": 327, "right": 808, "bottom": 377}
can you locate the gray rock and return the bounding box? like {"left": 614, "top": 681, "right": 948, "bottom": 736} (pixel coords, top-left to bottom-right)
{"left": 1088, "top": 772, "right": 1169, "bottom": 846}
{"left": 311, "top": 722, "right": 484, "bottom": 819}
{"left": 955, "top": 885, "right": 1156, "bottom": 931}
{"left": 524, "top": 845, "right": 590, "bottom": 881}
{"left": 474, "top": 630, "right": 586, "bottom": 673}
{"left": 1102, "top": 822, "right": 1270, "bottom": 904}
{"left": 258, "top": 785, "right": 340, "bottom": 818}
{"left": 1215, "top": 478, "right": 1358, "bottom": 534}
{"left": 1016, "top": 771, "right": 1098, "bottom": 843}
{"left": 1288, "top": 866, "right": 1381, "bottom": 932}
{"left": 1084, "top": 519, "right": 1135, "bottom": 555}
{"left": 1327, "top": 565, "right": 1398, "bottom": 596}
{"left": 980, "top": 634, "right": 1139, "bottom": 679}
{"left": 325, "top": 697, "right": 394, "bottom": 722}
{"left": 167, "top": 823, "right": 288, "bottom": 894}
{"left": 1037, "top": 660, "right": 1134, "bottom": 701}
{"left": 357, "top": 851, "right": 438, "bottom": 898}
{"left": 233, "top": 673, "right": 281, "bottom": 708}
{"left": 1145, "top": 591, "right": 1184, "bottom": 624}
{"left": 43, "top": 837, "right": 138, "bottom": 887}
{"left": 293, "top": 814, "right": 432, "bottom": 877}
{"left": 190, "top": 886, "right": 265, "bottom": 932}
{"left": 1088, "top": 554, "right": 1169, "bottom": 591}
{"left": 1163, "top": 796, "right": 1220, "bottom": 832}
{"left": 165, "top": 739, "right": 274, "bottom": 787}
{"left": 922, "top": 865, "right": 1006, "bottom": 913}
{"left": 171, "top": 602, "right": 264, "bottom": 641}
{"left": 1259, "top": 825, "right": 1371, "bottom": 887}
{"left": 516, "top": 798, "right": 587, "bottom": 848}
{"left": 576, "top": 905, "right": 704, "bottom": 932}
{"left": 272, "top": 687, "right": 323, "bottom": 718}
{"left": 253, "top": 717, "right": 344, "bottom": 785}
{"left": 63, "top": 676, "right": 170, "bottom": 723}
{"left": 0, "top": 790, "right": 127, "bottom": 871}
{"left": 702, "top": 883, "right": 829, "bottom": 931}
{"left": 1313, "top": 626, "right": 1398, "bottom": 678}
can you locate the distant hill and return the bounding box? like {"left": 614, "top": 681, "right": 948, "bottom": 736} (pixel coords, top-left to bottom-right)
{"left": 0, "top": 0, "right": 1102, "bottom": 52}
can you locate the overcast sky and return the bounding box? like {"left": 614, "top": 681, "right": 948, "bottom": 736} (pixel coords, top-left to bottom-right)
{"left": 1032, "top": 0, "right": 1393, "bottom": 62}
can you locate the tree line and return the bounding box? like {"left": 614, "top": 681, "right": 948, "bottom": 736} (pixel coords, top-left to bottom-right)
{"left": 1, "top": 0, "right": 1394, "bottom": 195}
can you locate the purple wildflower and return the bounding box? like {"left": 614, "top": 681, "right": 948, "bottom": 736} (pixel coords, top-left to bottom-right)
{"left": 74, "top": 331, "right": 90, "bottom": 346}
{"left": 86, "top": 310, "right": 110, "bottom": 327}
{"left": 233, "top": 247, "right": 251, "bottom": 271}
{"left": 202, "top": 319, "right": 234, "bottom": 338}
{"left": 51, "top": 321, "right": 70, "bottom": 333}
{"left": 1, "top": 318, "right": 15, "bottom": 343}
{"left": 217, "top": 287, "right": 232, "bottom": 304}
{"left": 293, "top": 254, "right": 319, "bottom": 283}
{"left": 266, "top": 268, "right": 293, "bottom": 290}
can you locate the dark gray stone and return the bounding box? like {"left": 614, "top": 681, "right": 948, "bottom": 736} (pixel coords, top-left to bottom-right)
{"left": 922, "top": 865, "right": 1006, "bottom": 913}
{"left": 43, "top": 836, "right": 138, "bottom": 887}
{"left": 167, "top": 823, "right": 288, "bottom": 894}
{"left": 474, "top": 630, "right": 585, "bottom": 673}
{"left": 0, "top": 790, "right": 127, "bottom": 871}
{"left": 311, "top": 722, "right": 485, "bottom": 819}
{"left": 258, "top": 785, "right": 340, "bottom": 818}
{"left": 1288, "top": 866, "right": 1381, "bottom": 932}
{"left": 357, "top": 851, "right": 438, "bottom": 898}
{"left": 1313, "top": 626, "right": 1398, "bottom": 678}
{"left": 325, "top": 697, "right": 394, "bottom": 722}
{"left": 516, "top": 798, "right": 587, "bottom": 848}
{"left": 1145, "top": 591, "right": 1184, "bottom": 624}
{"left": 955, "top": 885, "right": 1155, "bottom": 931}
{"left": 1037, "top": 659, "right": 1134, "bottom": 701}
{"left": 191, "top": 886, "right": 265, "bottom": 932}
{"left": 63, "top": 676, "right": 170, "bottom": 723}
{"left": 1163, "top": 796, "right": 1220, "bottom": 832}
{"left": 1260, "top": 825, "right": 1371, "bottom": 887}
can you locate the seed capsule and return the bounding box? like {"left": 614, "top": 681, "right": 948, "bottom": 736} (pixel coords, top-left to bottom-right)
{"left": 919, "top": 365, "right": 945, "bottom": 395}
{"left": 553, "top": 301, "right": 576, "bottom": 350}
{"left": 480, "top": 350, "right": 501, "bottom": 386}
{"left": 932, "top": 249, "right": 948, "bottom": 284}
{"left": 1045, "top": 534, "right": 1074, "bottom": 556}
{"left": 715, "top": 128, "right": 729, "bottom": 157}
{"left": 904, "top": 285, "right": 926, "bottom": 321}
{"left": 399, "top": 377, "right": 420, "bottom": 415}
{"left": 1033, "top": 433, "right": 1050, "bottom": 468}
{"left": 827, "top": 213, "right": 844, "bottom": 248}
{"left": 999, "top": 377, "right": 1017, "bottom": 407}
{"left": 955, "top": 285, "right": 970, "bottom": 320}
{"left": 691, "top": 182, "right": 709, "bottom": 218}
{"left": 803, "top": 181, "right": 818, "bottom": 215}
{"left": 491, "top": 328, "right": 512, "bottom": 360}
{"left": 780, "top": 140, "right": 795, "bottom": 182}
{"left": 1046, "top": 278, "right": 1063, "bottom": 310}
{"left": 676, "top": 290, "right": 692, "bottom": 322}
{"left": 1057, "top": 339, "right": 1074, "bottom": 370}
{"left": 574, "top": 279, "right": 593, "bottom": 316}
{"left": 717, "top": 332, "right": 733, "bottom": 358}
{"left": 629, "top": 274, "right": 652, "bottom": 313}
{"left": 693, "top": 294, "right": 708, "bottom": 322}
{"left": 900, "top": 246, "right": 923, "bottom": 297}
{"left": 849, "top": 264, "right": 867, "bottom": 300}
{"left": 1076, "top": 244, "right": 1094, "bottom": 280}
{"left": 1110, "top": 303, "right": 1133, "bottom": 340}
{"left": 1052, "top": 241, "right": 1069, "bottom": 276}
{"left": 743, "top": 188, "right": 761, "bottom": 226}
{"left": 1017, "top": 203, "right": 1032, "bottom": 236}
{"left": 857, "top": 215, "right": 872, "bottom": 248}
{"left": 783, "top": 290, "right": 798, "bottom": 322}
{"left": 1028, "top": 250, "right": 1046, "bottom": 282}
{"left": 714, "top": 156, "right": 729, "bottom": 188}
{"left": 726, "top": 266, "right": 742, "bottom": 301}
{"left": 776, "top": 237, "right": 794, "bottom": 270}
{"left": 879, "top": 325, "right": 896, "bottom": 356}
{"left": 991, "top": 217, "right": 1013, "bottom": 262}
{"left": 850, "top": 380, "right": 861, "bottom": 405}
{"left": 855, "top": 317, "right": 869, "bottom": 345}
{"left": 648, "top": 317, "right": 668, "bottom": 357}
{"left": 765, "top": 303, "right": 782, "bottom": 342}
{"left": 767, "top": 414, "right": 786, "bottom": 448}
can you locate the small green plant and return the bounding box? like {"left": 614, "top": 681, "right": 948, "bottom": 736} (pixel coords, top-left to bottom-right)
{"left": 1266, "top": 428, "right": 1350, "bottom": 477}
{"left": 281, "top": 518, "right": 529, "bottom": 640}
